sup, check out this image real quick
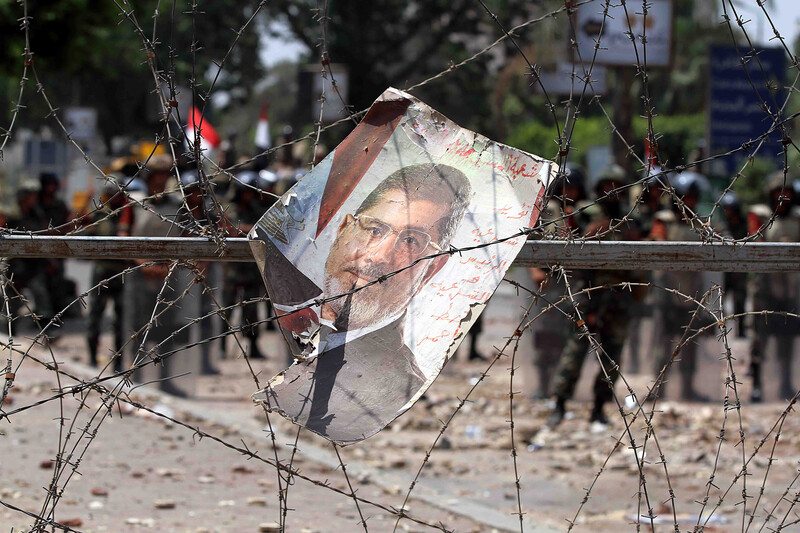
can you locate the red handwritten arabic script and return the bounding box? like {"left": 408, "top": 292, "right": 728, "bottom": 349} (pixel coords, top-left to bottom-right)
{"left": 447, "top": 138, "right": 543, "bottom": 180}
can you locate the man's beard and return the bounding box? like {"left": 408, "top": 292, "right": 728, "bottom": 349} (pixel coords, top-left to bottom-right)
{"left": 323, "top": 263, "right": 420, "bottom": 331}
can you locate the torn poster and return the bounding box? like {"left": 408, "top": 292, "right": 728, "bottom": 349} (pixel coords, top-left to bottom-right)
{"left": 249, "top": 87, "right": 554, "bottom": 445}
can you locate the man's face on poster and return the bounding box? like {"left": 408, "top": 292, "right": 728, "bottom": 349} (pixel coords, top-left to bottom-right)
{"left": 323, "top": 188, "right": 449, "bottom": 330}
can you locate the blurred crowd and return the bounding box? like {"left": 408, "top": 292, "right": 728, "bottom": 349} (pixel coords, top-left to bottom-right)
{"left": 530, "top": 164, "right": 800, "bottom": 427}
{"left": 2, "top": 142, "right": 799, "bottom": 406}
{"left": 1, "top": 130, "right": 317, "bottom": 396}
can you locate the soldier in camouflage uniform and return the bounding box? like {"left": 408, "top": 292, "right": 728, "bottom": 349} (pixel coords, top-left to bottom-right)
{"left": 5, "top": 180, "right": 52, "bottom": 328}
{"left": 721, "top": 192, "right": 748, "bottom": 338}
{"left": 649, "top": 172, "right": 714, "bottom": 401}
{"left": 38, "top": 173, "right": 78, "bottom": 317}
{"left": 122, "top": 154, "right": 189, "bottom": 396}
{"left": 530, "top": 164, "right": 587, "bottom": 398}
{"left": 548, "top": 164, "right": 642, "bottom": 426}
{"left": 177, "top": 168, "right": 223, "bottom": 375}
{"left": 749, "top": 174, "right": 800, "bottom": 402}
{"left": 627, "top": 169, "right": 667, "bottom": 373}
{"left": 85, "top": 178, "right": 128, "bottom": 369}
{"left": 223, "top": 170, "right": 267, "bottom": 359}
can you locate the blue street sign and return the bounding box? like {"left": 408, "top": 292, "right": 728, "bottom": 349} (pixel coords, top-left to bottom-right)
{"left": 708, "top": 45, "right": 788, "bottom": 176}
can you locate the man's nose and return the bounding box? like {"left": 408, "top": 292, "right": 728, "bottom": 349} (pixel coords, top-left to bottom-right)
{"left": 364, "top": 233, "right": 397, "bottom": 264}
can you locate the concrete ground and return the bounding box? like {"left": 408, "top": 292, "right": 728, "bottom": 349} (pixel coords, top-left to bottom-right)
{"left": 3, "top": 264, "right": 800, "bottom": 532}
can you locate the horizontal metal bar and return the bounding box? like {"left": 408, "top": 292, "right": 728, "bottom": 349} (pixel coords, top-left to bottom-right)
{"left": 0, "top": 236, "right": 798, "bottom": 272}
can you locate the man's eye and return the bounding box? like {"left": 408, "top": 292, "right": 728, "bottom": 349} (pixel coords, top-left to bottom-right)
{"left": 365, "top": 226, "right": 385, "bottom": 238}
{"left": 400, "top": 235, "right": 422, "bottom": 249}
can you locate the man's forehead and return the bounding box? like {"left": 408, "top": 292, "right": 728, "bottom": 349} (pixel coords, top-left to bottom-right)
{"left": 364, "top": 190, "right": 447, "bottom": 220}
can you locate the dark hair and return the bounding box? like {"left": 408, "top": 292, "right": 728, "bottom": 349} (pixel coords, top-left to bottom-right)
{"left": 39, "top": 172, "right": 60, "bottom": 187}
{"left": 355, "top": 163, "right": 472, "bottom": 248}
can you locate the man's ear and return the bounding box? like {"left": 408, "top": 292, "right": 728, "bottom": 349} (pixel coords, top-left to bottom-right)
{"left": 415, "top": 255, "right": 449, "bottom": 295}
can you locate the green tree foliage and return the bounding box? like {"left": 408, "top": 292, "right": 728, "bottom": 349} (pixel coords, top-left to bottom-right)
{"left": 267, "top": 0, "right": 540, "bottom": 134}
{"left": 507, "top": 113, "right": 705, "bottom": 168}
{"left": 0, "top": 0, "right": 264, "bottom": 151}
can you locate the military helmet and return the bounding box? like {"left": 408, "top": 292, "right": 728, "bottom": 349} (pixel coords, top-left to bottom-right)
{"left": 101, "top": 173, "right": 124, "bottom": 198}
{"left": 123, "top": 177, "right": 148, "bottom": 194}
{"left": 179, "top": 169, "right": 200, "bottom": 187}
{"left": 643, "top": 164, "right": 669, "bottom": 188}
{"left": 720, "top": 191, "right": 741, "bottom": 209}
{"left": 548, "top": 163, "right": 587, "bottom": 200}
{"left": 145, "top": 154, "right": 173, "bottom": 176}
{"left": 258, "top": 169, "right": 279, "bottom": 189}
{"left": 235, "top": 170, "right": 259, "bottom": 189}
{"left": 672, "top": 171, "right": 709, "bottom": 197}
{"left": 17, "top": 178, "right": 41, "bottom": 195}
{"left": 596, "top": 163, "right": 626, "bottom": 183}
{"left": 593, "top": 163, "right": 628, "bottom": 196}
{"left": 39, "top": 172, "right": 60, "bottom": 188}
{"left": 765, "top": 171, "right": 794, "bottom": 196}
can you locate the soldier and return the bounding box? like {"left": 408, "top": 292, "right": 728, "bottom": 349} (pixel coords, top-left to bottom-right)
{"left": 223, "top": 170, "right": 267, "bottom": 359}
{"left": 38, "top": 172, "right": 78, "bottom": 317}
{"left": 721, "top": 192, "right": 748, "bottom": 338}
{"left": 85, "top": 177, "right": 128, "bottom": 369}
{"left": 529, "top": 164, "right": 587, "bottom": 398}
{"left": 5, "top": 180, "right": 52, "bottom": 328}
{"left": 548, "top": 164, "right": 642, "bottom": 427}
{"left": 38, "top": 173, "right": 69, "bottom": 229}
{"left": 122, "top": 154, "right": 189, "bottom": 396}
{"left": 749, "top": 174, "right": 800, "bottom": 402}
{"left": 649, "top": 172, "right": 714, "bottom": 401}
{"left": 176, "top": 168, "right": 223, "bottom": 375}
{"left": 627, "top": 169, "right": 667, "bottom": 374}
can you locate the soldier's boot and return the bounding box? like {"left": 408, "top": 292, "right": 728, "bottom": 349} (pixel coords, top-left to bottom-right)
{"left": 247, "top": 332, "right": 266, "bottom": 360}
{"left": 532, "top": 365, "right": 551, "bottom": 400}
{"left": 750, "top": 362, "right": 763, "bottom": 403}
{"left": 112, "top": 334, "right": 124, "bottom": 373}
{"left": 679, "top": 370, "right": 709, "bottom": 402}
{"left": 87, "top": 335, "right": 99, "bottom": 366}
{"left": 778, "top": 348, "right": 795, "bottom": 401}
{"left": 589, "top": 399, "right": 608, "bottom": 425}
{"left": 200, "top": 350, "right": 220, "bottom": 375}
{"left": 159, "top": 379, "right": 188, "bottom": 398}
{"left": 627, "top": 321, "right": 641, "bottom": 374}
{"left": 467, "top": 333, "right": 486, "bottom": 361}
{"left": 546, "top": 397, "right": 567, "bottom": 427}
{"left": 737, "top": 315, "right": 747, "bottom": 339}
{"left": 220, "top": 336, "right": 228, "bottom": 360}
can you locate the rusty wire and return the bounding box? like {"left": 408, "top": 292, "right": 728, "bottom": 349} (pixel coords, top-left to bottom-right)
{"left": 3, "top": 1, "right": 800, "bottom": 532}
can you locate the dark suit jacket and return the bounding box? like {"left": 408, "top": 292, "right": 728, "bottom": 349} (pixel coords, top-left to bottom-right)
{"left": 262, "top": 316, "right": 426, "bottom": 445}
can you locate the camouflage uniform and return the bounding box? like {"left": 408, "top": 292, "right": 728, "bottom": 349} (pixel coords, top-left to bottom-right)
{"left": 39, "top": 173, "right": 77, "bottom": 316}
{"left": 650, "top": 209, "right": 713, "bottom": 400}
{"left": 5, "top": 183, "right": 53, "bottom": 327}
{"left": 550, "top": 164, "right": 641, "bottom": 423}
{"left": 85, "top": 204, "right": 126, "bottom": 369}
{"left": 627, "top": 191, "right": 663, "bottom": 374}
{"left": 529, "top": 197, "right": 582, "bottom": 398}
{"left": 721, "top": 193, "right": 748, "bottom": 338}
{"left": 530, "top": 165, "right": 587, "bottom": 398}
{"left": 125, "top": 187, "right": 188, "bottom": 393}
{"left": 549, "top": 236, "right": 637, "bottom": 411}
{"left": 750, "top": 193, "right": 800, "bottom": 401}
{"left": 223, "top": 183, "right": 268, "bottom": 359}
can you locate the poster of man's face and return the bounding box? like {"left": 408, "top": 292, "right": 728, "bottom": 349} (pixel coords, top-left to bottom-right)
{"left": 249, "top": 88, "right": 553, "bottom": 445}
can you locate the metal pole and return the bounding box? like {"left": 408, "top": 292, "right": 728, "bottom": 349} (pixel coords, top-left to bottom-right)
{"left": 0, "top": 236, "right": 799, "bottom": 271}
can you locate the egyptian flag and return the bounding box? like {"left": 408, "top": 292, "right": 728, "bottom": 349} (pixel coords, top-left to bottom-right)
{"left": 185, "top": 105, "right": 221, "bottom": 152}
{"left": 254, "top": 102, "right": 271, "bottom": 151}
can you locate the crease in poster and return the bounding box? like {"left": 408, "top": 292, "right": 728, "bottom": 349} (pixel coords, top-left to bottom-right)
{"left": 248, "top": 87, "right": 555, "bottom": 445}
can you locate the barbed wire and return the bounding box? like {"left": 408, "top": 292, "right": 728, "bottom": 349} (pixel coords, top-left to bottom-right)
{"left": 3, "top": 0, "right": 800, "bottom": 532}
